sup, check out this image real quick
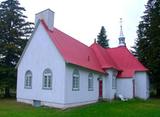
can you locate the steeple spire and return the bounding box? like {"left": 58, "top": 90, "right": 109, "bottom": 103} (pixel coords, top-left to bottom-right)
{"left": 118, "top": 18, "right": 126, "bottom": 46}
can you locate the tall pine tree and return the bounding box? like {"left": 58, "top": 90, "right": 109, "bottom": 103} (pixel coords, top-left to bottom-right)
{"left": 97, "top": 26, "right": 109, "bottom": 48}
{"left": 135, "top": 0, "right": 160, "bottom": 96}
{"left": 0, "top": 0, "right": 34, "bottom": 97}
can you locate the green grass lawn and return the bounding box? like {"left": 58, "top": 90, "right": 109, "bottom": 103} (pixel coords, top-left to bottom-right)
{"left": 0, "top": 99, "right": 160, "bottom": 117}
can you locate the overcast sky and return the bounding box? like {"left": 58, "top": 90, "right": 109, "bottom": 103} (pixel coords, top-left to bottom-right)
{"left": 15, "top": 0, "right": 147, "bottom": 48}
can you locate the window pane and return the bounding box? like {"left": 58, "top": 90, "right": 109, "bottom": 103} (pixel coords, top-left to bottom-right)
{"left": 43, "top": 69, "right": 52, "bottom": 89}
{"left": 88, "top": 73, "right": 93, "bottom": 91}
{"left": 25, "top": 70, "right": 32, "bottom": 88}
{"left": 72, "top": 69, "right": 80, "bottom": 90}
{"left": 112, "top": 76, "right": 116, "bottom": 89}
{"left": 48, "top": 76, "right": 51, "bottom": 88}
{"left": 73, "top": 77, "right": 76, "bottom": 88}
{"left": 44, "top": 77, "right": 47, "bottom": 87}
{"left": 29, "top": 76, "right": 31, "bottom": 86}
{"left": 26, "top": 77, "right": 28, "bottom": 86}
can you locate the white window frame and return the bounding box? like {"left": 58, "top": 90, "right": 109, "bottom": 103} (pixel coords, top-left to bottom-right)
{"left": 88, "top": 73, "right": 94, "bottom": 91}
{"left": 72, "top": 69, "right": 80, "bottom": 91}
{"left": 42, "top": 68, "right": 52, "bottom": 90}
{"left": 24, "top": 70, "right": 32, "bottom": 89}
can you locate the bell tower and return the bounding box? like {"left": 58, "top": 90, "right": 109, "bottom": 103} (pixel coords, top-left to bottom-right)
{"left": 118, "top": 18, "right": 126, "bottom": 46}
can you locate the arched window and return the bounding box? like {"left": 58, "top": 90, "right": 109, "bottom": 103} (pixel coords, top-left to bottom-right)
{"left": 72, "top": 69, "right": 80, "bottom": 91}
{"left": 88, "top": 73, "right": 94, "bottom": 91}
{"left": 43, "top": 68, "right": 52, "bottom": 89}
{"left": 25, "top": 70, "right": 32, "bottom": 89}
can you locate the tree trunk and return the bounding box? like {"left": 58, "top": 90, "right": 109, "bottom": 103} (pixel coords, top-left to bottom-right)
{"left": 4, "top": 87, "right": 10, "bottom": 98}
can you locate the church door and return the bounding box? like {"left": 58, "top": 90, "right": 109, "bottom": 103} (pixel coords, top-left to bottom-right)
{"left": 133, "top": 79, "right": 135, "bottom": 97}
{"left": 99, "top": 80, "right": 103, "bottom": 98}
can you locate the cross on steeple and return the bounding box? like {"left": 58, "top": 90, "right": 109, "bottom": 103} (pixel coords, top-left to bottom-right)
{"left": 118, "top": 18, "right": 126, "bottom": 47}
{"left": 120, "top": 18, "right": 124, "bottom": 37}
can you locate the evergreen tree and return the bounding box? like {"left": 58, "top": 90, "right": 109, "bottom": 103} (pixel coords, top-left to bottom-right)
{"left": 0, "top": 0, "right": 34, "bottom": 97}
{"left": 134, "top": 0, "right": 160, "bottom": 96}
{"left": 97, "top": 26, "right": 109, "bottom": 48}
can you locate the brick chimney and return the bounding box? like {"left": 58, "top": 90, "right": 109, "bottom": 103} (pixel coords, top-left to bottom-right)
{"left": 35, "top": 9, "right": 54, "bottom": 30}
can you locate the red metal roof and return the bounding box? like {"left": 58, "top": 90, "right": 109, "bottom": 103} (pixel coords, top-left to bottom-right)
{"left": 90, "top": 43, "right": 148, "bottom": 77}
{"left": 106, "top": 46, "right": 148, "bottom": 78}
{"left": 90, "top": 43, "right": 120, "bottom": 70}
{"left": 41, "top": 20, "right": 148, "bottom": 78}
{"left": 41, "top": 20, "right": 103, "bottom": 73}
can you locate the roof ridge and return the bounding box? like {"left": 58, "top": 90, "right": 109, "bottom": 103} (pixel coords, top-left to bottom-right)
{"left": 48, "top": 28, "right": 90, "bottom": 50}
{"left": 41, "top": 19, "right": 89, "bottom": 48}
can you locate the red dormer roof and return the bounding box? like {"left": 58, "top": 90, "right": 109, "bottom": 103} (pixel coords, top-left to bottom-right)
{"left": 41, "top": 20, "right": 148, "bottom": 78}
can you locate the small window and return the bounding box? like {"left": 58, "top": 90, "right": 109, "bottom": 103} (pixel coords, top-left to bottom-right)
{"left": 72, "top": 69, "right": 80, "bottom": 91}
{"left": 43, "top": 68, "right": 52, "bottom": 90}
{"left": 88, "top": 73, "right": 94, "bottom": 91}
{"left": 25, "top": 70, "right": 32, "bottom": 89}
{"left": 112, "top": 76, "right": 116, "bottom": 89}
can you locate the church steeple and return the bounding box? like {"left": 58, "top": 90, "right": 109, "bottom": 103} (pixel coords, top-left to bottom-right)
{"left": 118, "top": 18, "right": 126, "bottom": 47}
